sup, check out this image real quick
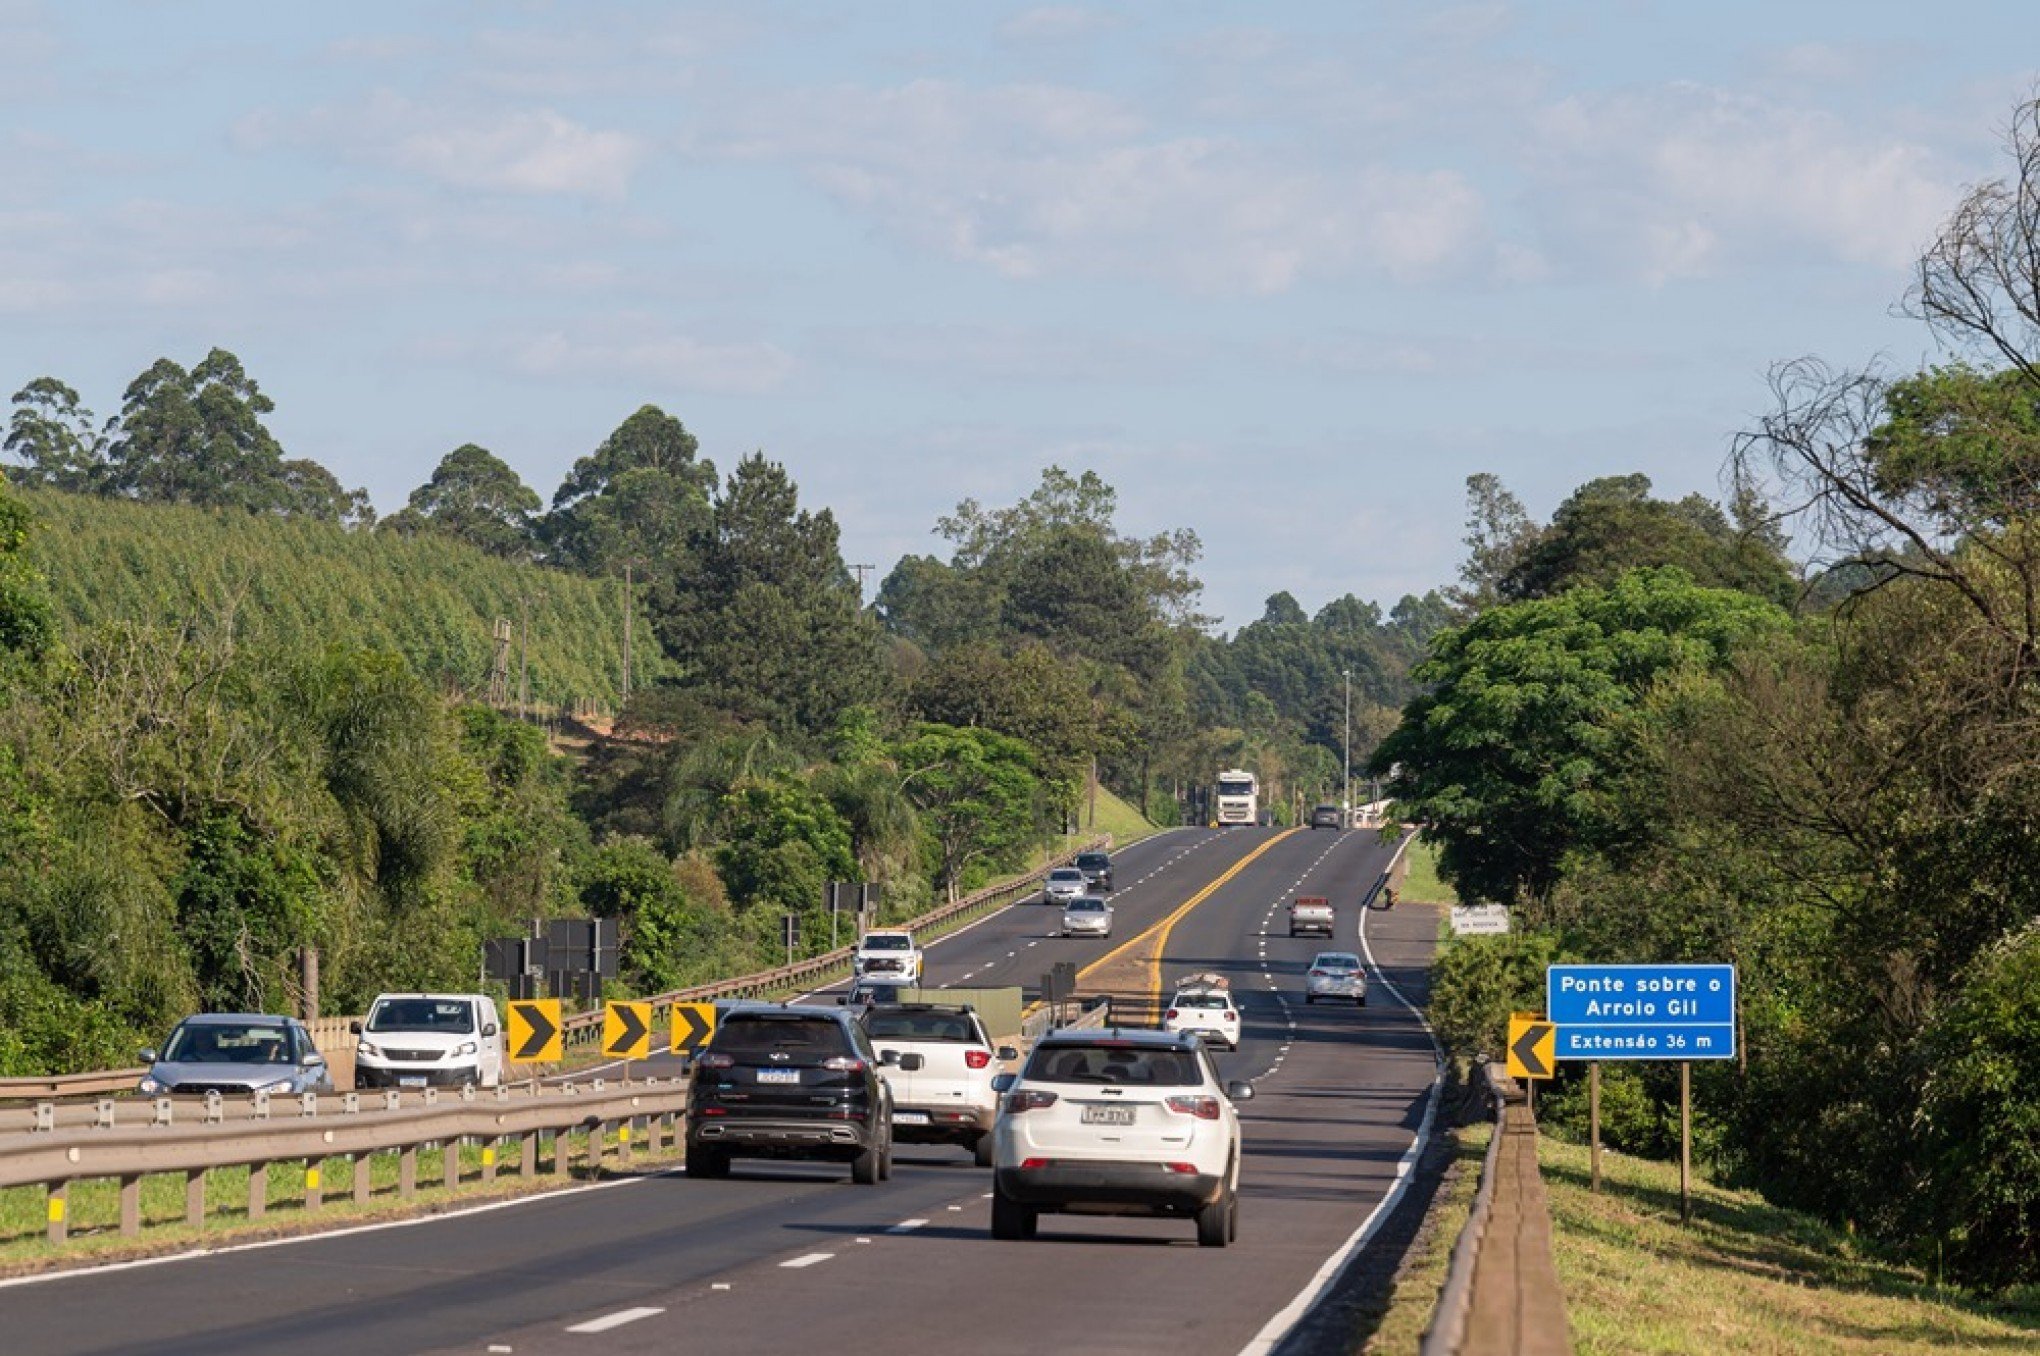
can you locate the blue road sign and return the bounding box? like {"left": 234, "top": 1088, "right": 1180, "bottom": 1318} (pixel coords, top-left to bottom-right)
{"left": 1546, "top": 964, "right": 1736, "bottom": 1061}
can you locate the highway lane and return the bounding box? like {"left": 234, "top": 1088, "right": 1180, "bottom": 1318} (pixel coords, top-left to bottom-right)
{"left": 453, "top": 827, "right": 1440, "bottom": 1356}
{"left": 0, "top": 827, "right": 1335, "bottom": 1356}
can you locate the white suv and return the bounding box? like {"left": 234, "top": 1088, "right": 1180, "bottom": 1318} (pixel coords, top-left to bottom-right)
{"left": 989, "top": 1028, "right": 1253, "bottom": 1246}
{"left": 854, "top": 929, "right": 924, "bottom": 983}
{"left": 1162, "top": 973, "right": 1242, "bottom": 1052}
{"left": 862, "top": 1003, "right": 1018, "bottom": 1167}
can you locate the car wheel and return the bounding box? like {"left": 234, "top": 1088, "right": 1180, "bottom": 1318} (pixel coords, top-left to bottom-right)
{"left": 990, "top": 1182, "right": 1036, "bottom": 1240}
{"left": 685, "top": 1145, "right": 730, "bottom": 1179}
{"left": 851, "top": 1144, "right": 883, "bottom": 1185}
{"left": 1227, "top": 1190, "right": 1240, "bottom": 1243}
{"left": 880, "top": 1140, "right": 895, "bottom": 1181}
{"left": 973, "top": 1133, "right": 995, "bottom": 1168}
{"left": 1196, "top": 1185, "right": 1233, "bottom": 1248}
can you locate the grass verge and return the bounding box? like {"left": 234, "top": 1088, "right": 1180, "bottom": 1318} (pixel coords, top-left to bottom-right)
{"left": 1398, "top": 836, "right": 1459, "bottom": 906}
{"left": 0, "top": 1127, "right": 683, "bottom": 1271}
{"left": 1364, "top": 1121, "right": 1493, "bottom": 1353}
{"left": 1542, "top": 1134, "right": 2040, "bottom": 1353}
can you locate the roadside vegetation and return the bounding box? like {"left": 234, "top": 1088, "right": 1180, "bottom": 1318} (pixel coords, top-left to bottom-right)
{"left": 1382, "top": 92, "right": 2040, "bottom": 1296}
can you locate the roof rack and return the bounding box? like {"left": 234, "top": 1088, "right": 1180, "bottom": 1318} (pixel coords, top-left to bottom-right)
{"left": 1171, "top": 971, "right": 1230, "bottom": 992}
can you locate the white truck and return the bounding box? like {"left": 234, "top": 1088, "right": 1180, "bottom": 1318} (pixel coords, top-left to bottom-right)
{"left": 854, "top": 929, "right": 925, "bottom": 984}
{"left": 861, "top": 1002, "right": 1018, "bottom": 1167}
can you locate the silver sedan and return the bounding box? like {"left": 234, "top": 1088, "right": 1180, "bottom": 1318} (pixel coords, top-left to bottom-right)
{"left": 1304, "top": 952, "right": 1367, "bottom": 1005}
{"left": 1061, "top": 896, "right": 1114, "bottom": 938}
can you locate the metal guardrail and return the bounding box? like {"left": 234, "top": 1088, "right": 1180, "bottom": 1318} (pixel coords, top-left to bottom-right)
{"left": 5, "top": 1078, "right": 690, "bottom": 1246}
{"left": 0, "top": 1070, "right": 148, "bottom": 1102}
{"left": 1421, "top": 1062, "right": 1573, "bottom": 1356}
{"left": 553, "top": 835, "right": 1112, "bottom": 1052}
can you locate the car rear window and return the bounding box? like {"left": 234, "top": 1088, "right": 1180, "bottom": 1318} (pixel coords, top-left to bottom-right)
{"left": 1049, "top": 869, "right": 1084, "bottom": 881}
{"left": 1173, "top": 993, "right": 1231, "bottom": 1010}
{"left": 712, "top": 1016, "right": 851, "bottom": 1056}
{"left": 1026, "top": 1043, "right": 1200, "bottom": 1086}
{"left": 864, "top": 1009, "right": 978, "bottom": 1042}
{"left": 1314, "top": 954, "right": 1362, "bottom": 970}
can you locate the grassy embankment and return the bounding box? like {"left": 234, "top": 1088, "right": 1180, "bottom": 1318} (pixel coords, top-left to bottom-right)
{"left": 1397, "top": 834, "right": 1459, "bottom": 905}
{"left": 1543, "top": 1136, "right": 2040, "bottom": 1354}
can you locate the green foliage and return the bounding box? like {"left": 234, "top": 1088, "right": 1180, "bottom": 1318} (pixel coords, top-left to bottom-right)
{"left": 545, "top": 404, "right": 716, "bottom": 580}
{"left": 1426, "top": 930, "right": 1564, "bottom": 1064}
{"left": 894, "top": 723, "right": 1041, "bottom": 900}
{"left": 1373, "top": 567, "right": 1788, "bottom": 903}
{"left": 712, "top": 780, "right": 857, "bottom": 921}
{"left": 382, "top": 444, "right": 541, "bottom": 559}
{"left": 5, "top": 378, "right": 107, "bottom": 493}
{"left": 21, "top": 487, "right": 653, "bottom": 708}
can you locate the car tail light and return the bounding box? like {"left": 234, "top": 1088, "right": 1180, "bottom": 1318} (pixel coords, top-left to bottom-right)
{"left": 1020, "top": 1158, "right": 1050, "bottom": 1170}
{"left": 1003, "top": 1089, "right": 1058, "bottom": 1114}
{"left": 1164, "top": 1009, "right": 1179, "bottom": 1021}
{"left": 1165, "top": 1162, "right": 1199, "bottom": 1175}
{"left": 1166, "top": 1095, "right": 1222, "bottom": 1120}
{"left": 696, "top": 1053, "right": 733, "bottom": 1070}
{"left": 1223, "top": 1010, "right": 1237, "bottom": 1022}
{"left": 821, "top": 1056, "right": 867, "bottom": 1073}
{"left": 965, "top": 1049, "right": 992, "bottom": 1069}
{"left": 1309, "top": 969, "right": 1328, "bottom": 978}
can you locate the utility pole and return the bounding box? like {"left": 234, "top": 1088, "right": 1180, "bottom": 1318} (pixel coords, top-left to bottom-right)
{"left": 850, "top": 563, "right": 876, "bottom": 603}
{"left": 1343, "top": 668, "right": 1352, "bottom": 825}
{"left": 621, "top": 563, "right": 634, "bottom": 708}
{"left": 517, "top": 596, "right": 531, "bottom": 719}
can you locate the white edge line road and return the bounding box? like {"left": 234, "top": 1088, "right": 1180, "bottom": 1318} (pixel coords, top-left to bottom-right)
{"left": 1237, "top": 831, "right": 1440, "bottom": 1356}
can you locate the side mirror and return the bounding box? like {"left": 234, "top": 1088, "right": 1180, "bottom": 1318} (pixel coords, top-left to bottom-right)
{"left": 996, "top": 1045, "right": 1019, "bottom": 1062}
{"left": 481, "top": 1023, "right": 498, "bottom": 1038}
{"left": 1225, "top": 1080, "right": 1256, "bottom": 1102}
{"left": 302, "top": 1052, "right": 326, "bottom": 1068}
{"left": 138, "top": 1047, "right": 158, "bottom": 1064}
{"left": 991, "top": 1072, "right": 1017, "bottom": 1093}
{"left": 879, "top": 1049, "right": 901, "bottom": 1066}
{"left": 836, "top": 995, "right": 850, "bottom": 1005}
{"left": 900, "top": 1053, "right": 925, "bottom": 1072}
{"left": 348, "top": 1020, "right": 363, "bottom": 1035}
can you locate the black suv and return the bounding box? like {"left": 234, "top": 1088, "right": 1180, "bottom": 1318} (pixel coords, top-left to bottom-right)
{"left": 685, "top": 1005, "right": 909, "bottom": 1184}
{"left": 1074, "top": 850, "right": 1114, "bottom": 892}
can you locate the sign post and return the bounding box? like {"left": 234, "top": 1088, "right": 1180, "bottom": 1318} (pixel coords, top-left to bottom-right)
{"left": 1547, "top": 963, "right": 1737, "bottom": 1221}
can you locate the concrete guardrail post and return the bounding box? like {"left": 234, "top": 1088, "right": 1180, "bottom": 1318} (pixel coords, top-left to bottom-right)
{"left": 46, "top": 1180, "right": 66, "bottom": 1245}
{"left": 186, "top": 1167, "right": 206, "bottom": 1227}
{"left": 247, "top": 1161, "right": 267, "bottom": 1220}
{"left": 120, "top": 1172, "right": 142, "bottom": 1235}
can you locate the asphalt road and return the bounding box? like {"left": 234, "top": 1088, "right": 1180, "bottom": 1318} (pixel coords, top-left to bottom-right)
{"left": 0, "top": 827, "right": 1439, "bottom": 1356}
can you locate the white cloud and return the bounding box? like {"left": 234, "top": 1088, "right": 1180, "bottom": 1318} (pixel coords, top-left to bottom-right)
{"left": 699, "top": 78, "right": 1493, "bottom": 293}
{"left": 1526, "top": 85, "right": 1957, "bottom": 281}
{"left": 998, "top": 6, "right": 1115, "bottom": 43}
{"left": 245, "top": 90, "right": 646, "bottom": 200}
{"left": 447, "top": 321, "right": 797, "bottom": 395}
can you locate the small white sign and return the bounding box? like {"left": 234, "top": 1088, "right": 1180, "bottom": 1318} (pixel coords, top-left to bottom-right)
{"left": 1450, "top": 904, "right": 1511, "bottom": 936}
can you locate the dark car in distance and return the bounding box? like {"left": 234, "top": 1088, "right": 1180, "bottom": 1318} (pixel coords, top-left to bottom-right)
{"left": 1074, "top": 850, "right": 1114, "bottom": 892}
{"left": 1309, "top": 804, "right": 1343, "bottom": 830}
{"left": 685, "top": 1005, "right": 910, "bottom": 1184}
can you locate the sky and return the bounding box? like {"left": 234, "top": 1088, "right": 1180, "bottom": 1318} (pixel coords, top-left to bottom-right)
{"left": 2, "top": 2, "right": 2036, "bottom": 631}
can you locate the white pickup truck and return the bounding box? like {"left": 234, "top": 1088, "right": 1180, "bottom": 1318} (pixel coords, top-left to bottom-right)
{"left": 1287, "top": 895, "right": 1335, "bottom": 938}
{"left": 854, "top": 929, "right": 925, "bottom": 983}
{"left": 861, "top": 1003, "right": 1018, "bottom": 1167}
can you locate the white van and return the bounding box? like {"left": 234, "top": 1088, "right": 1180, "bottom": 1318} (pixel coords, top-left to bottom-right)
{"left": 352, "top": 993, "right": 505, "bottom": 1090}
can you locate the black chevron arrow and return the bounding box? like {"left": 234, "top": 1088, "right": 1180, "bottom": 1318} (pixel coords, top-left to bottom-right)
{"left": 671, "top": 1004, "right": 715, "bottom": 1053}
{"left": 1511, "top": 1021, "right": 1553, "bottom": 1078}
{"left": 606, "top": 1003, "right": 649, "bottom": 1056}
{"left": 512, "top": 1004, "right": 559, "bottom": 1060}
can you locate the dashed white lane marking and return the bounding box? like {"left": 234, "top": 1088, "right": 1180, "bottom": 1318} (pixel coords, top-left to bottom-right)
{"left": 712, "top": 1283, "right": 732, "bottom": 1291}
{"left": 781, "top": 1253, "right": 835, "bottom": 1269}
{"left": 489, "top": 1346, "right": 513, "bottom": 1353}
{"left": 889, "top": 1219, "right": 929, "bottom": 1233}
{"left": 567, "top": 1307, "right": 665, "bottom": 1333}
{"left": 947, "top": 1205, "right": 964, "bottom": 1211}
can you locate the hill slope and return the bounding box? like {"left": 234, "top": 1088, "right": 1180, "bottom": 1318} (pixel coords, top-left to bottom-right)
{"left": 21, "top": 488, "right": 660, "bottom": 708}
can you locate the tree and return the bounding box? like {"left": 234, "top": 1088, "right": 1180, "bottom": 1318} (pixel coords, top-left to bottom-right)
{"left": 1371, "top": 567, "right": 1787, "bottom": 904}
{"left": 1448, "top": 472, "right": 1538, "bottom": 616}
{"left": 712, "top": 780, "right": 857, "bottom": 915}
{"left": 908, "top": 640, "right": 1099, "bottom": 793}
{"left": 384, "top": 444, "right": 539, "bottom": 558}
{"left": 663, "top": 453, "right": 886, "bottom": 734}
{"left": 0, "top": 477, "right": 54, "bottom": 672}
{"left": 545, "top": 405, "right": 715, "bottom": 576}
{"left": 4, "top": 378, "right": 107, "bottom": 492}
{"left": 101, "top": 349, "right": 369, "bottom": 520}
{"left": 894, "top": 724, "right": 1040, "bottom": 900}
{"left": 1501, "top": 474, "right": 1797, "bottom": 605}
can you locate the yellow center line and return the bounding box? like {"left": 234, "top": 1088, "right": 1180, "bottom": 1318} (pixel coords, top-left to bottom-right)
{"left": 1061, "top": 828, "right": 1300, "bottom": 1012}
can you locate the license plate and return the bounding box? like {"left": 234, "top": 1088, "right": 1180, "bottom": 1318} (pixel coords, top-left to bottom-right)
{"left": 398, "top": 1076, "right": 426, "bottom": 1088}
{"left": 893, "top": 1111, "right": 930, "bottom": 1125}
{"left": 1081, "top": 1105, "right": 1135, "bottom": 1126}
{"left": 756, "top": 1069, "right": 800, "bottom": 1085}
